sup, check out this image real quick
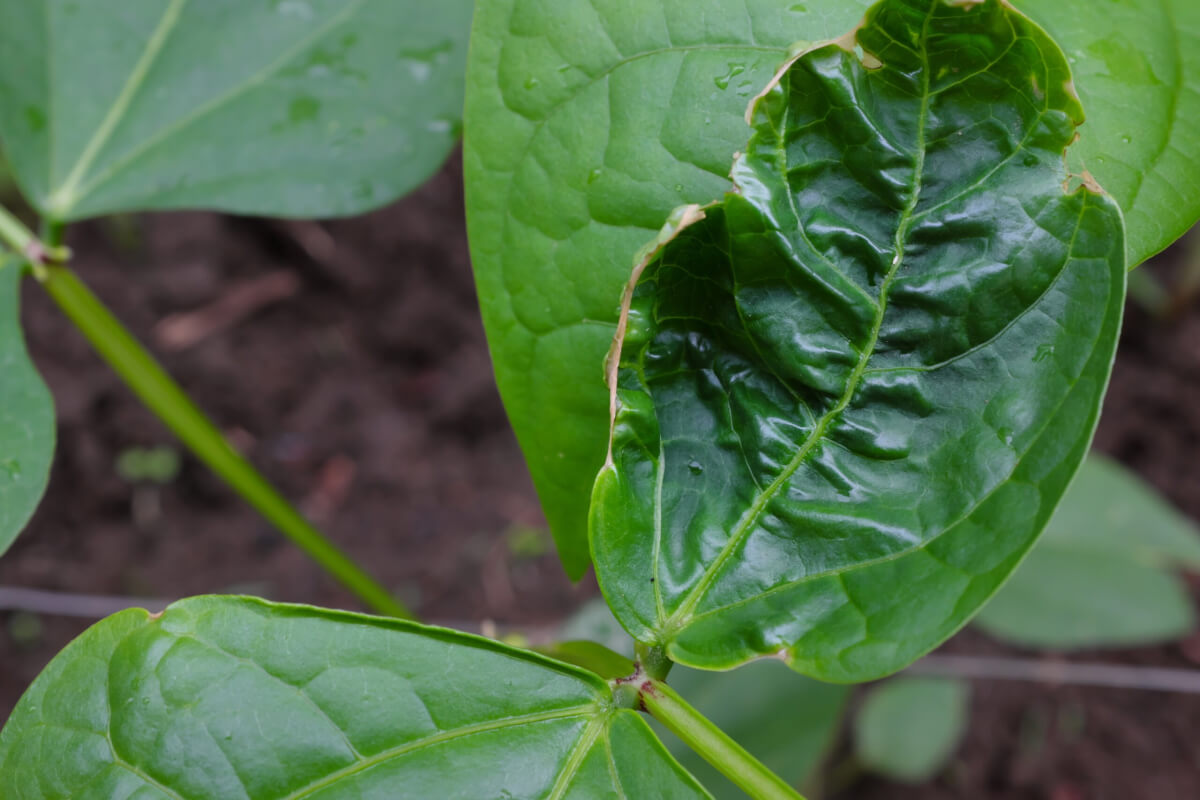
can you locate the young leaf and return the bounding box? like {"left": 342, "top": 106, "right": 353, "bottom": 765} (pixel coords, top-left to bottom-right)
{"left": 464, "top": 0, "right": 1195, "bottom": 580}
{"left": 1015, "top": 0, "right": 1200, "bottom": 267}
{"left": 590, "top": 0, "right": 1126, "bottom": 682}
{"left": 0, "top": 596, "right": 710, "bottom": 799}
{"left": 463, "top": 0, "right": 873, "bottom": 578}
{"left": 854, "top": 677, "right": 970, "bottom": 784}
{"left": 974, "top": 454, "right": 1200, "bottom": 649}
{"left": 0, "top": 260, "right": 54, "bottom": 557}
{"left": 0, "top": 0, "right": 472, "bottom": 221}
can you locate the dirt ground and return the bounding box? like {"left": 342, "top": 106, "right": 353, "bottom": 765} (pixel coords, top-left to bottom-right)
{"left": 2, "top": 155, "right": 1199, "bottom": 797}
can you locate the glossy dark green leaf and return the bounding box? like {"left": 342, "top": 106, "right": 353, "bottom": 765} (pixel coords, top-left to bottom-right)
{"left": 854, "top": 677, "right": 969, "bottom": 784}
{"left": 0, "top": 596, "right": 710, "bottom": 799}
{"left": 591, "top": 0, "right": 1126, "bottom": 681}
{"left": 0, "top": 0, "right": 472, "bottom": 221}
{"left": 1015, "top": 0, "right": 1200, "bottom": 267}
{"left": 974, "top": 454, "right": 1200, "bottom": 649}
{"left": 464, "top": 0, "right": 1189, "bottom": 580}
{"left": 463, "top": 0, "right": 873, "bottom": 578}
{"left": 0, "top": 260, "right": 54, "bottom": 557}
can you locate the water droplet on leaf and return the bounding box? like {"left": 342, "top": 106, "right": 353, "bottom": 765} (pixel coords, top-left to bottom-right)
{"left": 688, "top": 460, "right": 704, "bottom": 475}
{"left": 714, "top": 63, "right": 746, "bottom": 90}
{"left": 524, "top": 76, "right": 540, "bottom": 90}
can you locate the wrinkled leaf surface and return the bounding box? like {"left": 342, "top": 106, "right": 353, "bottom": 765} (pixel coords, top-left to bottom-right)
{"left": 591, "top": 0, "right": 1126, "bottom": 681}
{"left": 465, "top": 0, "right": 1191, "bottom": 579}
{"left": 0, "top": 596, "right": 709, "bottom": 799}
{"left": 463, "top": 0, "right": 873, "bottom": 577}
{"left": 0, "top": 0, "right": 472, "bottom": 220}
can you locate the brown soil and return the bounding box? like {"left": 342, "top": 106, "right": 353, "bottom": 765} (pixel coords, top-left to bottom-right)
{"left": 2, "top": 156, "right": 1198, "bottom": 798}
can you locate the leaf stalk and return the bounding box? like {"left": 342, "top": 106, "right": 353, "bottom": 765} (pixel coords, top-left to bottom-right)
{"left": 0, "top": 204, "right": 69, "bottom": 268}
{"left": 641, "top": 678, "right": 806, "bottom": 800}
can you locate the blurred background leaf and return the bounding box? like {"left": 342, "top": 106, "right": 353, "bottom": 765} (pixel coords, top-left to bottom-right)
{"left": 853, "top": 677, "right": 970, "bottom": 784}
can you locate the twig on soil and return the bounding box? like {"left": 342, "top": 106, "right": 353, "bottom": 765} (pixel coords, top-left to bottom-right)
{"left": 906, "top": 653, "right": 1200, "bottom": 694}
{"left": 0, "top": 587, "right": 168, "bottom": 618}
{"left": 152, "top": 269, "right": 300, "bottom": 352}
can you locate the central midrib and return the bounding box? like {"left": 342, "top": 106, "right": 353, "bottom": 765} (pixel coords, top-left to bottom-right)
{"left": 662, "top": 14, "right": 936, "bottom": 635}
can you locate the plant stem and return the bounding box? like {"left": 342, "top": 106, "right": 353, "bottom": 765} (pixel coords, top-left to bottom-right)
{"left": 0, "top": 205, "right": 68, "bottom": 265}
{"left": 38, "top": 266, "right": 413, "bottom": 620}
{"left": 635, "top": 641, "right": 673, "bottom": 681}
{"left": 641, "top": 678, "right": 805, "bottom": 800}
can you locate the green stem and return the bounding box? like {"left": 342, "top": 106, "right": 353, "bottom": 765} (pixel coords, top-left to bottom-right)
{"left": 39, "top": 266, "right": 413, "bottom": 620}
{"left": 0, "top": 204, "right": 68, "bottom": 265}
{"left": 41, "top": 217, "right": 66, "bottom": 250}
{"left": 641, "top": 678, "right": 805, "bottom": 800}
{"left": 635, "top": 641, "right": 673, "bottom": 681}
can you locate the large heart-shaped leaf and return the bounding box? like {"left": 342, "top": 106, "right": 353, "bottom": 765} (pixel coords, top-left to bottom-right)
{"left": 1013, "top": 0, "right": 1200, "bottom": 267}
{"left": 0, "top": 596, "right": 709, "bottom": 799}
{"left": 464, "top": 0, "right": 1198, "bottom": 580}
{"left": 0, "top": 0, "right": 472, "bottom": 221}
{"left": 0, "top": 259, "right": 54, "bottom": 557}
{"left": 590, "top": 0, "right": 1126, "bottom": 681}
{"left": 463, "top": 0, "right": 872, "bottom": 578}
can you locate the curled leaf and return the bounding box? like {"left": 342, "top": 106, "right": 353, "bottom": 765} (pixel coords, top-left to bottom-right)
{"left": 590, "top": 0, "right": 1126, "bottom": 681}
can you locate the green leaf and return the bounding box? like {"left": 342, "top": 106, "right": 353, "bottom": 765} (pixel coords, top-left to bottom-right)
{"left": 1015, "top": 0, "right": 1200, "bottom": 267}
{"left": 974, "top": 454, "right": 1200, "bottom": 649}
{"left": 975, "top": 547, "right": 1194, "bottom": 649}
{"left": 535, "top": 639, "right": 637, "bottom": 680}
{"left": 0, "top": 260, "right": 54, "bottom": 557}
{"left": 463, "top": 0, "right": 873, "bottom": 578}
{"left": 464, "top": 0, "right": 1190, "bottom": 579}
{"left": 650, "top": 662, "right": 850, "bottom": 800}
{"left": 1039, "top": 454, "right": 1200, "bottom": 569}
{"left": 854, "top": 677, "right": 969, "bottom": 784}
{"left": 0, "top": 596, "right": 711, "bottom": 799}
{"left": 590, "top": 0, "right": 1126, "bottom": 681}
{"left": 0, "top": 0, "right": 472, "bottom": 221}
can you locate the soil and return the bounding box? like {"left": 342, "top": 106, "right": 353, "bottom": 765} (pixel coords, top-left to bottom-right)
{"left": 2, "top": 155, "right": 1199, "bottom": 797}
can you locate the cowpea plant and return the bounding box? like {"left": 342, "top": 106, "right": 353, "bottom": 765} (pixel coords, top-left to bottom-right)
{"left": 2, "top": 1, "right": 1200, "bottom": 799}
